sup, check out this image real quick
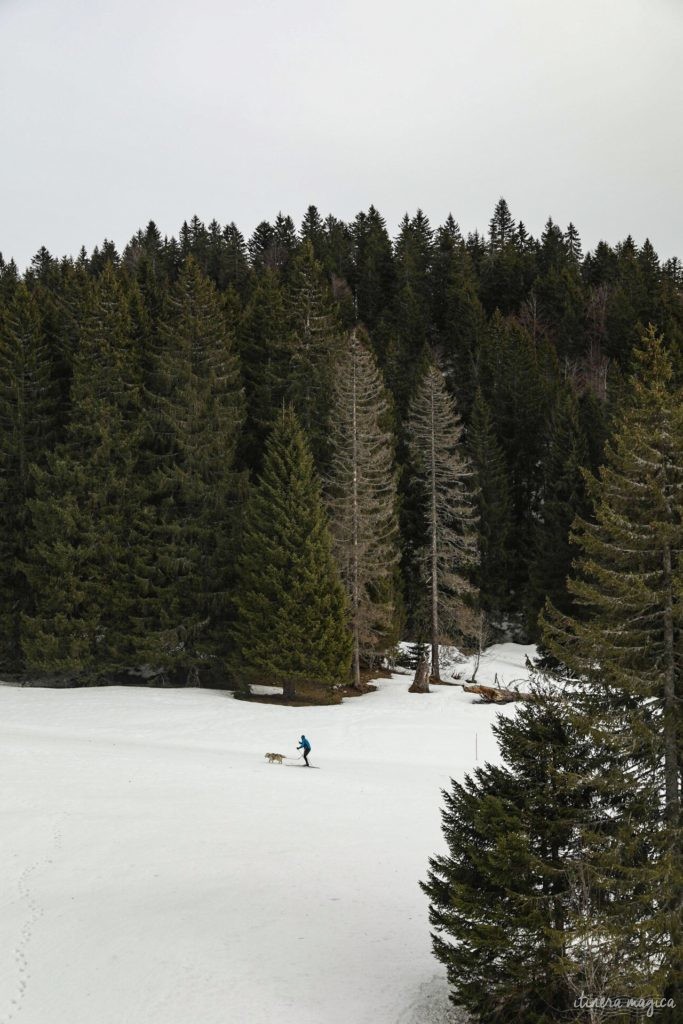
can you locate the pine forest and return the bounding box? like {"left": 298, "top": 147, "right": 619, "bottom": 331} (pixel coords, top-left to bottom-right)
{"left": 1, "top": 200, "right": 680, "bottom": 692}
{"left": 1, "top": 201, "right": 682, "bottom": 1018}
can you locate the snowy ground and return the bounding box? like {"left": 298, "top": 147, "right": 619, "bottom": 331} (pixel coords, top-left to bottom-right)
{"left": 0, "top": 645, "right": 534, "bottom": 1024}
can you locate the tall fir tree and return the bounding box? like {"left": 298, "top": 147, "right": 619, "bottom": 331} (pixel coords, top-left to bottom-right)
{"left": 525, "top": 385, "right": 589, "bottom": 636}
{"left": 477, "top": 313, "right": 560, "bottom": 618}
{"left": 232, "top": 409, "right": 351, "bottom": 699}
{"left": 422, "top": 696, "right": 602, "bottom": 1023}
{"left": 237, "top": 268, "right": 290, "bottom": 465}
{"left": 542, "top": 327, "right": 683, "bottom": 1003}
{"left": 431, "top": 216, "right": 486, "bottom": 415}
{"left": 327, "top": 329, "right": 399, "bottom": 688}
{"left": 468, "top": 388, "right": 512, "bottom": 622}
{"left": 21, "top": 265, "right": 145, "bottom": 677}
{"left": 408, "top": 366, "right": 478, "bottom": 678}
{"left": 350, "top": 205, "right": 395, "bottom": 330}
{"left": 285, "top": 241, "right": 341, "bottom": 465}
{"left": 139, "top": 256, "right": 245, "bottom": 682}
{"left": 0, "top": 284, "right": 58, "bottom": 670}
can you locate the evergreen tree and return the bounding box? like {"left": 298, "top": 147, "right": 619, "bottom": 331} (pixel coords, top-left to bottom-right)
{"left": 477, "top": 313, "right": 559, "bottom": 614}
{"left": 21, "top": 265, "right": 145, "bottom": 677}
{"left": 422, "top": 697, "right": 601, "bottom": 1023}
{"left": 285, "top": 241, "right": 341, "bottom": 464}
{"left": 232, "top": 409, "right": 351, "bottom": 698}
{"left": 140, "top": 256, "right": 245, "bottom": 682}
{"left": 431, "top": 217, "right": 486, "bottom": 414}
{"left": 480, "top": 198, "right": 529, "bottom": 315}
{"left": 383, "top": 211, "right": 435, "bottom": 404}
{"left": 327, "top": 329, "right": 399, "bottom": 688}
{"left": 238, "top": 268, "right": 290, "bottom": 464}
{"left": 272, "top": 212, "right": 298, "bottom": 277}
{"left": 221, "top": 222, "right": 250, "bottom": 297}
{"left": 565, "top": 222, "right": 583, "bottom": 264}
{"left": 469, "top": 389, "right": 512, "bottom": 621}
{"left": 525, "top": 385, "right": 589, "bottom": 635}
{"left": 0, "top": 284, "right": 58, "bottom": 670}
{"left": 542, "top": 327, "right": 683, "bottom": 1002}
{"left": 488, "top": 197, "right": 517, "bottom": 254}
{"left": 323, "top": 214, "right": 354, "bottom": 282}
{"left": 248, "top": 220, "right": 275, "bottom": 271}
{"left": 350, "top": 206, "right": 395, "bottom": 329}
{"left": 300, "top": 205, "right": 327, "bottom": 262}
{"left": 408, "top": 366, "right": 478, "bottom": 678}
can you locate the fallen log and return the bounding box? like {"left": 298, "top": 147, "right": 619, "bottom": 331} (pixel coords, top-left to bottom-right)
{"left": 462, "top": 683, "right": 535, "bottom": 704}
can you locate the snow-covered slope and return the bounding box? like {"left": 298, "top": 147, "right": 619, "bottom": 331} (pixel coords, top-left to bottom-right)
{"left": 0, "top": 646, "right": 534, "bottom": 1024}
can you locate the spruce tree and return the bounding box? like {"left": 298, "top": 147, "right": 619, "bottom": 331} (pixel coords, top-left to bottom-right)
{"left": 525, "top": 385, "right": 589, "bottom": 635}
{"left": 477, "top": 313, "right": 559, "bottom": 612}
{"left": 422, "top": 697, "right": 600, "bottom": 1023}
{"left": 300, "top": 205, "right": 327, "bottom": 262}
{"left": 431, "top": 217, "right": 486, "bottom": 414}
{"left": 408, "top": 366, "right": 478, "bottom": 679}
{"left": 542, "top": 326, "right": 683, "bottom": 1002}
{"left": 138, "top": 257, "right": 244, "bottom": 683}
{"left": 0, "top": 284, "right": 58, "bottom": 670}
{"left": 350, "top": 205, "right": 395, "bottom": 330}
{"left": 247, "top": 221, "right": 275, "bottom": 271}
{"left": 481, "top": 198, "right": 528, "bottom": 315}
{"left": 285, "top": 241, "right": 341, "bottom": 465}
{"left": 238, "top": 268, "right": 290, "bottom": 464}
{"left": 327, "top": 329, "right": 399, "bottom": 688}
{"left": 232, "top": 409, "right": 351, "bottom": 699}
{"left": 21, "top": 265, "right": 145, "bottom": 677}
{"left": 469, "top": 388, "right": 512, "bottom": 621}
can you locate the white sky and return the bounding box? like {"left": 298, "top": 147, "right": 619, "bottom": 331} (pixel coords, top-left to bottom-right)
{"left": 1, "top": 0, "right": 681, "bottom": 269}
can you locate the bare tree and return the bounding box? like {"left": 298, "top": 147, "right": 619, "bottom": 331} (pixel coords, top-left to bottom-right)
{"left": 327, "top": 329, "right": 399, "bottom": 689}
{"left": 459, "top": 606, "right": 493, "bottom": 683}
{"left": 408, "top": 365, "right": 478, "bottom": 680}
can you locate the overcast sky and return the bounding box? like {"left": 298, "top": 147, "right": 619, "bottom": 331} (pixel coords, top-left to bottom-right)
{"left": 1, "top": 0, "right": 681, "bottom": 269}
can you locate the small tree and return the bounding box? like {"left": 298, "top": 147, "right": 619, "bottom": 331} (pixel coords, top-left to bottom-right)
{"left": 232, "top": 409, "right": 351, "bottom": 699}
{"left": 408, "top": 365, "right": 478, "bottom": 679}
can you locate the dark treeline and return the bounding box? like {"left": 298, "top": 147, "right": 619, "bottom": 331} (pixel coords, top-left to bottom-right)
{"left": 0, "top": 199, "right": 681, "bottom": 686}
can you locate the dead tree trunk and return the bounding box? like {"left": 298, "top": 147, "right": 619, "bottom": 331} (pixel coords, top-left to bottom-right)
{"left": 410, "top": 658, "right": 431, "bottom": 693}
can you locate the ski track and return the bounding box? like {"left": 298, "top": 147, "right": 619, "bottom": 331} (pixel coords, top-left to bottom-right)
{"left": 0, "top": 818, "right": 64, "bottom": 1024}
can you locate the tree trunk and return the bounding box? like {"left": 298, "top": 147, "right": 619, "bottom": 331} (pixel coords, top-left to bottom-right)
{"left": 662, "top": 540, "right": 679, "bottom": 825}
{"left": 283, "top": 679, "right": 296, "bottom": 701}
{"left": 410, "top": 658, "right": 430, "bottom": 693}
{"left": 662, "top": 539, "right": 681, "bottom": 1007}
{"left": 352, "top": 631, "right": 361, "bottom": 690}
{"left": 429, "top": 389, "right": 441, "bottom": 681}
{"left": 351, "top": 351, "right": 362, "bottom": 691}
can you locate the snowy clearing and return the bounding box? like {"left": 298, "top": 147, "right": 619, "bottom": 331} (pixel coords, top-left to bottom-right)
{"left": 0, "top": 646, "right": 534, "bottom": 1024}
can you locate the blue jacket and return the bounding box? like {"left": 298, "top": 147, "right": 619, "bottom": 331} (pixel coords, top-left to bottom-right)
{"left": 298, "top": 736, "right": 311, "bottom": 752}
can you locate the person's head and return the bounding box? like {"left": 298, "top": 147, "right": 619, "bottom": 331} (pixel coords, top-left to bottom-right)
{"left": 301, "top": 734, "right": 306, "bottom": 740}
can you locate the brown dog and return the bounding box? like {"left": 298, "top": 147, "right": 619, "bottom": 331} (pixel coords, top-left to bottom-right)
{"left": 265, "top": 752, "right": 286, "bottom": 764}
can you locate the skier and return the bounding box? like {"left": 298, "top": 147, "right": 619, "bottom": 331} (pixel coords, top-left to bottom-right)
{"left": 297, "top": 734, "right": 312, "bottom": 767}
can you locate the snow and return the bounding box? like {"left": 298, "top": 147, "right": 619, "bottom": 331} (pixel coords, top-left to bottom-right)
{"left": 0, "top": 646, "right": 535, "bottom": 1024}
{"left": 398, "top": 641, "right": 537, "bottom": 690}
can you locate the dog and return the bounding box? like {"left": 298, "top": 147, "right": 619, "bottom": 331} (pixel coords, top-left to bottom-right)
{"left": 265, "top": 752, "right": 286, "bottom": 764}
